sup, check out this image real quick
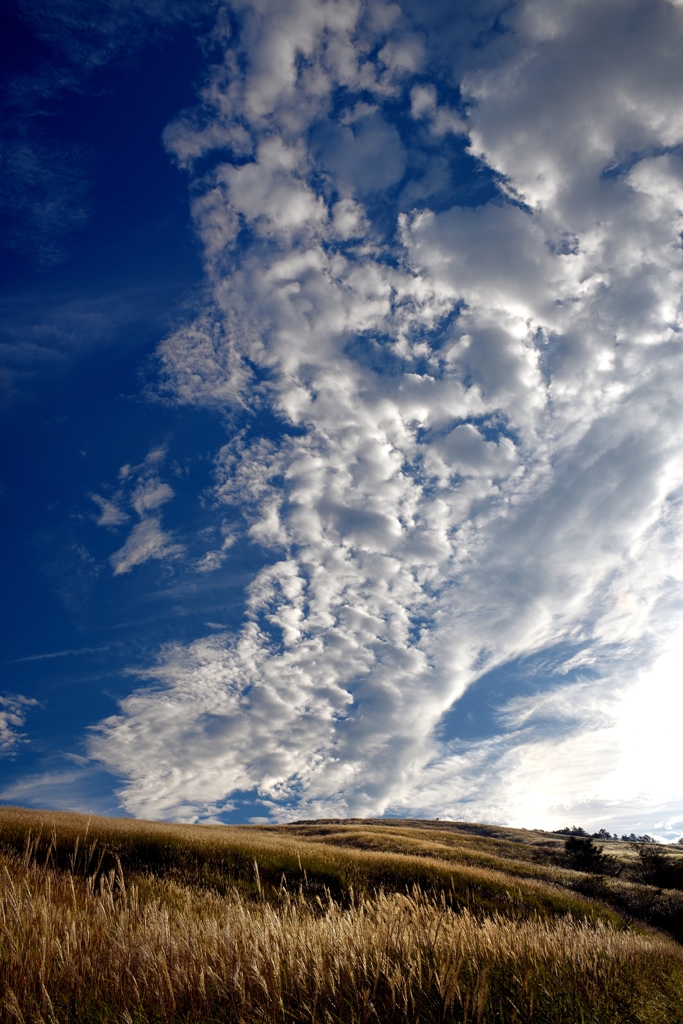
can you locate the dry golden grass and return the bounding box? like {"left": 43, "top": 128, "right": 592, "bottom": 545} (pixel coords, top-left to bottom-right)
{"left": 2, "top": 853, "right": 683, "bottom": 1024}
{"left": 2, "top": 807, "right": 683, "bottom": 1022}
{"left": 0, "top": 807, "right": 620, "bottom": 926}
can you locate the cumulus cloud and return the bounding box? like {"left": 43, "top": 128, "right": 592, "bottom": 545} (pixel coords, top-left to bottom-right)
{"left": 91, "top": 0, "right": 683, "bottom": 832}
{"left": 409, "top": 84, "right": 467, "bottom": 137}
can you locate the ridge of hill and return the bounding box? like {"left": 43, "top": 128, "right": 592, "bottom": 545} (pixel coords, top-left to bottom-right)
{"left": 292, "top": 816, "right": 555, "bottom": 843}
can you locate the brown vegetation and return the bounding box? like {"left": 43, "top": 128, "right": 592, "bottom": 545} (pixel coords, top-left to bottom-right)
{"left": 2, "top": 807, "right": 683, "bottom": 1022}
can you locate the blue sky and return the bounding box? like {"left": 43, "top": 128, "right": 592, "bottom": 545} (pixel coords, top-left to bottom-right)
{"left": 2, "top": 0, "right": 683, "bottom": 840}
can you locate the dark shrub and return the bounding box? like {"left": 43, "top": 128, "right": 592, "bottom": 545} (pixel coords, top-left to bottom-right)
{"left": 638, "top": 845, "right": 683, "bottom": 890}
{"left": 565, "top": 836, "right": 619, "bottom": 875}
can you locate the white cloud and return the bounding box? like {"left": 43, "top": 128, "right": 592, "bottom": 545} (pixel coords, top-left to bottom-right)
{"left": 409, "top": 83, "right": 467, "bottom": 136}
{"left": 397, "top": 625, "right": 683, "bottom": 840}
{"left": 110, "top": 517, "right": 183, "bottom": 576}
{"left": 90, "top": 0, "right": 683, "bottom": 832}
{"left": 195, "top": 531, "right": 236, "bottom": 573}
{"left": 462, "top": 0, "right": 683, "bottom": 211}
{"left": 330, "top": 197, "right": 369, "bottom": 240}
{"left": 131, "top": 481, "right": 174, "bottom": 515}
{"left": 91, "top": 493, "right": 129, "bottom": 526}
{"left": 0, "top": 694, "right": 38, "bottom": 754}
{"left": 93, "top": 448, "right": 184, "bottom": 575}
{"left": 218, "top": 137, "right": 328, "bottom": 233}
{"left": 157, "top": 315, "right": 253, "bottom": 407}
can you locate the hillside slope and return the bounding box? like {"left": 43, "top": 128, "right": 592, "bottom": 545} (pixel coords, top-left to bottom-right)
{"left": 2, "top": 806, "right": 683, "bottom": 1022}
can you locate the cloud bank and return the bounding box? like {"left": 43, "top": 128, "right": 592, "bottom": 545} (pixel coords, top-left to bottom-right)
{"left": 91, "top": 0, "right": 683, "bottom": 834}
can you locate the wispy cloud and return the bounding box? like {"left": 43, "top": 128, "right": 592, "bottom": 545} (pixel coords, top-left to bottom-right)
{"left": 91, "top": 494, "right": 129, "bottom": 527}
{"left": 0, "top": 764, "right": 118, "bottom": 816}
{"left": 0, "top": 0, "right": 213, "bottom": 269}
{"left": 89, "top": 0, "right": 683, "bottom": 831}
{"left": 195, "top": 530, "right": 236, "bottom": 573}
{"left": 0, "top": 139, "right": 91, "bottom": 267}
{"left": 12, "top": 0, "right": 208, "bottom": 74}
{"left": 93, "top": 448, "right": 184, "bottom": 575}
{"left": 110, "top": 517, "right": 183, "bottom": 575}
{"left": 9, "top": 645, "right": 112, "bottom": 664}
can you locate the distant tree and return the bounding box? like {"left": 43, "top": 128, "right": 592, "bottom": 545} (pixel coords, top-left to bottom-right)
{"left": 592, "top": 828, "right": 617, "bottom": 840}
{"left": 555, "top": 825, "right": 587, "bottom": 836}
{"left": 564, "top": 835, "right": 618, "bottom": 874}
{"left": 622, "top": 832, "right": 655, "bottom": 843}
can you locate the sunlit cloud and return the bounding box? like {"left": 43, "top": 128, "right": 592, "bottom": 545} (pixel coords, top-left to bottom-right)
{"left": 85, "top": 0, "right": 683, "bottom": 835}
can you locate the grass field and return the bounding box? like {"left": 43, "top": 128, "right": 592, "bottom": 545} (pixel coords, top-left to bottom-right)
{"left": 2, "top": 807, "right": 683, "bottom": 1022}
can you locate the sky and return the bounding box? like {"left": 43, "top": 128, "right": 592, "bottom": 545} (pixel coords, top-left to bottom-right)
{"left": 2, "top": 0, "right": 683, "bottom": 841}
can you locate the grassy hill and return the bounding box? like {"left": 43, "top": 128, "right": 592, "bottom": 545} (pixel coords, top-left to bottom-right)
{"left": 2, "top": 806, "right": 683, "bottom": 1022}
